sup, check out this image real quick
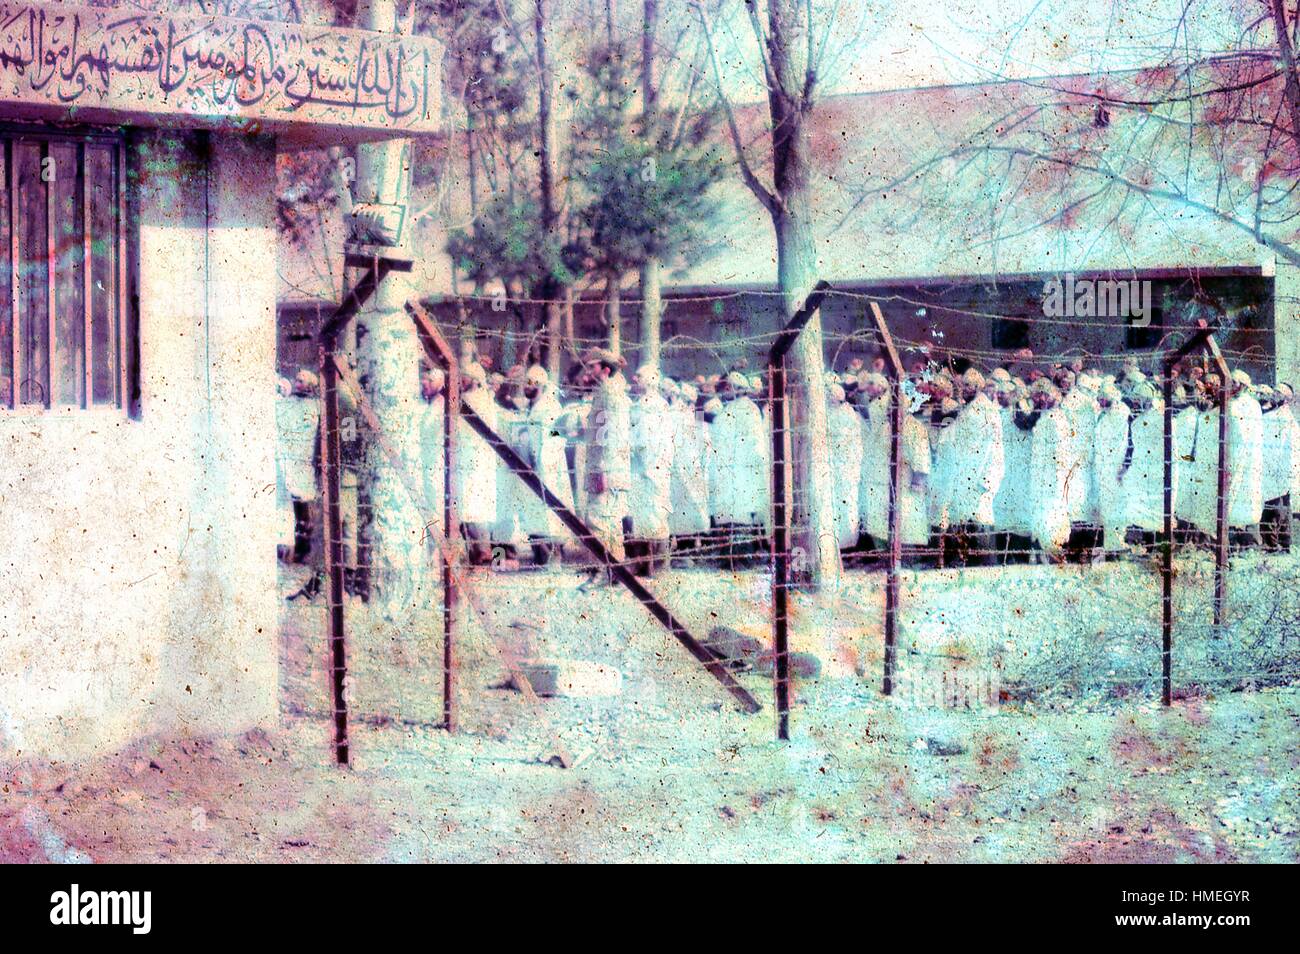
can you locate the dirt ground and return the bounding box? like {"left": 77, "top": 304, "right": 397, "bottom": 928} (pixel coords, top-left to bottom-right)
{"left": 2, "top": 559, "right": 1298, "bottom": 863}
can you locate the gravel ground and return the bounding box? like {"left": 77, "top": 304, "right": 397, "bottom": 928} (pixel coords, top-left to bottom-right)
{"left": 2, "top": 559, "right": 1298, "bottom": 863}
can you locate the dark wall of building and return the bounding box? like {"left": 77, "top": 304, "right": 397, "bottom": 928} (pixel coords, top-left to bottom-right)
{"left": 278, "top": 272, "right": 1275, "bottom": 386}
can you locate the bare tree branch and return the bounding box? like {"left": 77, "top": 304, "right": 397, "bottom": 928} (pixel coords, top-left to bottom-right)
{"left": 694, "top": 0, "right": 780, "bottom": 214}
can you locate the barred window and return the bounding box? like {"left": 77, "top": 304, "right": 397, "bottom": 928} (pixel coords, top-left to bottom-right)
{"left": 0, "top": 125, "right": 132, "bottom": 412}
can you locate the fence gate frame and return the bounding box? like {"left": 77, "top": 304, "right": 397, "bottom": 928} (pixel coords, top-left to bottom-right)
{"left": 312, "top": 292, "right": 767, "bottom": 768}
{"left": 764, "top": 293, "right": 1240, "bottom": 731}
{"left": 1161, "top": 320, "right": 1232, "bottom": 706}
{"left": 767, "top": 283, "right": 905, "bottom": 740}
{"left": 405, "top": 302, "right": 762, "bottom": 718}
{"left": 317, "top": 256, "right": 412, "bottom": 766}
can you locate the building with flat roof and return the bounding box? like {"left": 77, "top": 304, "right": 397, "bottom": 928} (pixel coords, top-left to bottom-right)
{"left": 0, "top": 0, "right": 442, "bottom": 758}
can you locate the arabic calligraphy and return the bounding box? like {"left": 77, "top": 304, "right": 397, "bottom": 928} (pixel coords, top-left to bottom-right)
{"left": 0, "top": 2, "right": 441, "bottom": 132}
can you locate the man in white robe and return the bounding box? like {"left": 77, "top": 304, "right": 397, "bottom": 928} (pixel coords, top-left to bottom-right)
{"left": 493, "top": 375, "right": 527, "bottom": 559}
{"left": 860, "top": 382, "right": 932, "bottom": 561}
{"left": 708, "top": 372, "right": 768, "bottom": 568}
{"left": 582, "top": 350, "right": 633, "bottom": 582}
{"left": 751, "top": 374, "right": 773, "bottom": 535}
{"left": 556, "top": 369, "right": 593, "bottom": 520}
{"left": 827, "top": 380, "right": 864, "bottom": 551}
{"left": 453, "top": 361, "right": 498, "bottom": 565}
{"left": 1177, "top": 376, "right": 1221, "bottom": 540}
{"left": 668, "top": 382, "right": 712, "bottom": 559}
{"left": 418, "top": 368, "right": 447, "bottom": 552}
{"left": 278, "top": 369, "right": 320, "bottom": 570}
{"left": 940, "top": 368, "right": 1004, "bottom": 566}
{"left": 515, "top": 365, "right": 574, "bottom": 567}
{"left": 1226, "top": 370, "right": 1265, "bottom": 549}
{"left": 1058, "top": 369, "right": 1101, "bottom": 560}
{"left": 856, "top": 371, "right": 891, "bottom": 562}
{"left": 1027, "top": 380, "right": 1072, "bottom": 557}
{"left": 924, "top": 375, "right": 959, "bottom": 554}
{"left": 1119, "top": 380, "right": 1170, "bottom": 548}
{"left": 701, "top": 394, "right": 726, "bottom": 566}
{"left": 992, "top": 376, "right": 1034, "bottom": 562}
{"left": 1171, "top": 381, "right": 1203, "bottom": 544}
{"left": 627, "top": 365, "right": 675, "bottom": 577}
{"left": 1093, "top": 381, "right": 1131, "bottom": 555}
{"left": 1257, "top": 385, "right": 1295, "bottom": 550}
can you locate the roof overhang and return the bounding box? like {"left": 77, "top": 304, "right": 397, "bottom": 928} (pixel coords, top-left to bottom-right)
{"left": 0, "top": 2, "right": 443, "bottom": 145}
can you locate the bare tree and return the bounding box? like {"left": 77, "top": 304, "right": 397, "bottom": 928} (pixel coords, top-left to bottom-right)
{"left": 533, "top": 0, "right": 566, "bottom": 375}
{"left": 697, "top": 0, "right": 842, "bottom": 588}
{"left": 841, "top": 3, "right": 1300, "bottom": 276}
{"left": 639, "top": 0, "right": 662, "bottom": 369}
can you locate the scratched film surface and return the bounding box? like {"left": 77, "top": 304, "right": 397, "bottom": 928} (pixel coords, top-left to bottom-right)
{"left": 1, "top": 0, "right": 1298, "bottom": 863}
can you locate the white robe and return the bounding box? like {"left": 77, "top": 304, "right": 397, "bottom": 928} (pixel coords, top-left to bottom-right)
{"left": 1028, "top": 408, "right": 1072, "bottom": 550}
{"left": 453, "top": 388, "right": 498, "bottom": 525}
{"left": 1120, "top": 404, "right": 1169, "bottom": 532}
{"left": 993, "top": 406, "right": 1033, "bottom": 534}
{"left": 1227, "top": 393, "right": 1264, "bottom": 527}
{"left": 941, "top": 392, "right": 1005, "bottom": 527}
{"left": 708, "top": 396, "right": 767, "bottom": 525}
{"left": 583, "top": 375, "right": 633, "bottom": 547}
{"left": 1093, "top": 403, "right": 1131, "bottom": 547}
{"left": 828, "top": 399, "right": 864, "bottom": 548}
{"left": 1173, "top": 406, "right": 1204, "bottom": 526}
{"left": 1179, "top": 405, "right": 1220, "bottom": 532}
{"left": 864, "top": 411, "right": 932, "bottom": 545}
{"left": 668, "top": 403, "right": 711, "bottom": 535}
{"left": 758, "top": 402, "right": 773, "bottom": 531}
{"left": 277, "top": 394, "right": 319, "bottom": 502}
{"left": 494, "top": 404, "right": 525, "bottom": 544}
{"left": 556, "top": 398, "right": 591, "bottom": 517}
{"left": 628, "top": 391, "right": 675, "bottom": 539}
{"left": 704, "top": 417, "right": 722, "bottom": 523}
{"left": 928, "top": 417, "right": 957, "bottom": 530}
{"left": 515, "top": 386, "right": 575, "bottom": 539}
{"left": 858, "top": 395, "right": 890, "bottom": 536}
{"left": 1060, "top": 388, "right": 1099, "bottom": 523}
{"left": 1260, "top": 405, "right": 1299, "bottom": 503}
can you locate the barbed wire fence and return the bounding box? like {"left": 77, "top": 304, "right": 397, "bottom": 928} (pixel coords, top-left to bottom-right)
{"left": 765, "top": 285, "right": 1300, "bottom": 741}
{"left": 278, "top": 275, "right": 1300, "bottom": 760}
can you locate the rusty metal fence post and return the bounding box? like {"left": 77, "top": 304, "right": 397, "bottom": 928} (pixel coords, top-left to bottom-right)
{"left": 316, "top": 258, "right": 407, "bottom": 765}
{"left": 867, "top": 302, "right": 905, "bottom": 696}
{"left": 441, "top": 342, "right": 460, "bottom": 732}
{"left": 1161, "top": 321, "right": 1231, "bottom": 707}
{"left": 319, "top": 343, "right": 349, "bottom": 764}
{"left": 767, "top": 282, "right": 830, "bottom": 740}
{"left": 768, "top": 360, "right": 791, "bottom": 738}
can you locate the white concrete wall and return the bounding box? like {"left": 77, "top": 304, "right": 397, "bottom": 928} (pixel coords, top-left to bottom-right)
{"left": 0, "top": 130, "right": 279, "bottom": 761}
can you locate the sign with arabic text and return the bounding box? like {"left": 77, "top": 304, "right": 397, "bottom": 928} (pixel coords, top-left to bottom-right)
{"left": 0, "top": 2, "right": 443, "bottom": 138}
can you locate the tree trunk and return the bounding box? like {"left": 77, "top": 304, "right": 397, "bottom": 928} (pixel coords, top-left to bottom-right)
{"left": 353, "top": 0, "right": 429, "bottom": 620}
{"left": 638, "top": 259, "right": 661, "bottom": 370}
{"left": 776, "top": 203, "right": 838, "bottom": 589}
{"left": 607, "top": 272, "right": 622, "bottom": 355}
{"left": 534, "top": 0, "right": 564, "bottom": 384}
{"left": 764, "top": 0, "right": 838, "bottom": 590}
{"left": 637, "top": 0, "right": 661, "bottom": 372}
{"left": 563, "top": 286, "right": 577, "bottom": 361}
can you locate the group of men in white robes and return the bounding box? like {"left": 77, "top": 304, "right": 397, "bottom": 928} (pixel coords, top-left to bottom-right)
{"left": 839, "top": 360, "right": 1295, "bottom": 565}
{"left": 407, "top": 344, "right": 1295, "bottom": 578}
